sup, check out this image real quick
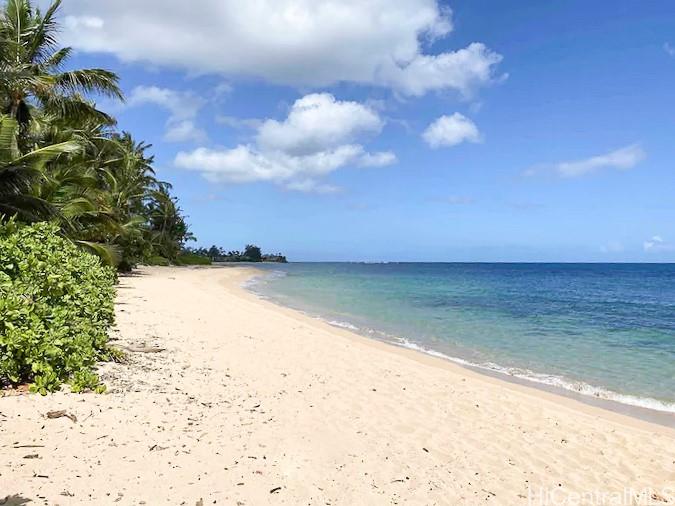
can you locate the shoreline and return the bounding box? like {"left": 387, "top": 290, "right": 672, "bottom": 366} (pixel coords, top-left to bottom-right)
{"left": 232, "top": 265, "right": 675, "bottom": 431}
{"left": 1, "top": 265, "right": 673, "bottom": 504}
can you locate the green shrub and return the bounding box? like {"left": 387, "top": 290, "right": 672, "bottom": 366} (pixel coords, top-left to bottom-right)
{"left": 144, "top": 255, "right": 170, "bottom": 266}
{"left": 175, "top": 253, "right": 211, "bottom": 266}
{"left": 0, "top": 220, "right": 117, "bottom": 394}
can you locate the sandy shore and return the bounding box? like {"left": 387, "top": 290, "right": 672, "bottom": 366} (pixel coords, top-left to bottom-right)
{"left": 1, "top": 266, "right": 673, "bottom": 505}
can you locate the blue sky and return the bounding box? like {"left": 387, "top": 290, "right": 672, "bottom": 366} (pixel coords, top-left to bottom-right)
{"left": 58, "top": 0, "right": 675, "bottom": 261}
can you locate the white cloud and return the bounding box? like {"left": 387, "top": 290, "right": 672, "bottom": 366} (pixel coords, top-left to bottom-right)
{"left": 358, "top": 151, "right": 398, "bottom": 168}
{"left": 128, "top": 86, "right": 207, "bottom": 143}
{"left": 644, "top": 235, "right": 675, "bottom": 253}
{"left": 174, "top": 93, "right": 396, "bottom": 192}
{"left": 380, "top": 43, "right": 504, "bottom": 97}
{"left": 526, "top": 144, "right": 646, "bottom": 178}
{"left": 422, "top": 113, "right": 480, "bottom": 148}
{"left": 554, "top": 144, "right": 645, "bottom": 177}
{"left": 164, "top": 120, "right": 207, "bottom": 143}
{"left": 60, "top": 1, "right": 503, "bottom": 97}
{"left": 256, "top": 93, "right": 383, "bottom": 155}
{"left": 63, "top": 15, "right": 103, "bottom": 30}
{"left": 128, "top": 86, "right": 204, "bottom": 121}
{"left": 664, "top": 42, "right": 675, "bottom": 57}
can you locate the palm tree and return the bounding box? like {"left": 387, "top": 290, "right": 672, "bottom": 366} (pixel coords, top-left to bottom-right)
{"left": 0, "top": 113, "right": 79, "bottom": 221}
{"left": 146, "top": 183, "right": 194, "bottom": 260}
{"left": 0, "top": 0, "right": 123, "bottom": 132}
{"left": 34, "top": 127, "right": 153, "bottom": 267}
{"left": 0, "top": 0, "right": 196, "bottom": 269}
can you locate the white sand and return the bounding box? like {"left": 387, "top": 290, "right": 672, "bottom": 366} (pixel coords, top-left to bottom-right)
{"left": 1, "top": 266, "right": 673, "bottom": 505}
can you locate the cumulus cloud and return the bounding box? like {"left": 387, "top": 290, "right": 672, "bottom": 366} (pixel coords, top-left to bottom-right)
{"left": 128, "top": 86, "right": 207, "bottom": 143}
{"left": 644, "top": 236, "right": 674, "bottom": 253}
{"left": 422, "top": 113, "right": 481, "bottom": 148}
{"left": 59, "top": 0, "right": 503, "bottom": 97}
{"left": 174, "top": 93, "right": 396, "bottom": 192}
{"left": 256, "top": 93, "right": 383, "bottom": 155}
{"left": 525, "top": 144, "right": 646, "bottom": 178}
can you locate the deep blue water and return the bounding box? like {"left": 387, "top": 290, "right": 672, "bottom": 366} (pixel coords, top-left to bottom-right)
{"left": 247, "top": 263, "right": 675, "bottom": 412}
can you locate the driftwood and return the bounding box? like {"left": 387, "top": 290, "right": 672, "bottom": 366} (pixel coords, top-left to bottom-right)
{"left": 46, "top": 410, "right": 77, "bottom": 422}
{"left": 122, "top": 345, "right": 165, "bottom": 354}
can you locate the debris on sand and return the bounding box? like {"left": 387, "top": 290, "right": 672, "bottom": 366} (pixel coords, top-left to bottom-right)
{"left": 46, "top": 410, "right": 77, "bottom": 423}
{"left": 123, "top": 344, "right": 165, "bottom": 354}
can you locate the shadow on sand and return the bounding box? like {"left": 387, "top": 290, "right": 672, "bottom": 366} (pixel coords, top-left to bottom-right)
{"left": 1, "top": 495, "right": 32, "bottom": 505}
{"left": 118, "top": 270, "right": 148, "bottom": 278}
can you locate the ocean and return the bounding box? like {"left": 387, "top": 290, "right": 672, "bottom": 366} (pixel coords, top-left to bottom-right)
{"left": 245, "top": 263, "right": 675, "bottom": 413}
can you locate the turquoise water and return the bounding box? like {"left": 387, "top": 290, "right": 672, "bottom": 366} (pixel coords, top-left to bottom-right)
{"left": 247, "top": 263, "right": 675, "bottom": 412}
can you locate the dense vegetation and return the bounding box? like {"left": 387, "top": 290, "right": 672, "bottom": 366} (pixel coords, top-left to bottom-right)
{"left": 186, "top": 244, "right": 288, "bottom": 263}
{"left": 0, "top": 0, "right": 194, "bottom": 392}
{"left": 0, "top": 220, "right": 117, "bottom": 393}
{"left": 175, "top": 252, "right": 213, "bottom": 266}
{"left": 0, "top": 0, "right": 193, "bottom": 270}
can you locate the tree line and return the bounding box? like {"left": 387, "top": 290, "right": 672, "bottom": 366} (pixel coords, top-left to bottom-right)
{"left": 0, "top": 0, "right": 193, "bottom": 270}
{"left": 185, "top": 244, "right": 288, "bottom": 263}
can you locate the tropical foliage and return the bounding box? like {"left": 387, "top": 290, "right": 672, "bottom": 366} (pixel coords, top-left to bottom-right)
{"left": 0, "top": 0, "right": 194, "bottom": 269}
{"left": 175, "top": 252, "right": 212, "bottom": 266}
{"left": 0, "top": 0, "right": 196, "bottom": 393}
{"left": 0, "top": 220, "right": 117, "bottom": 393}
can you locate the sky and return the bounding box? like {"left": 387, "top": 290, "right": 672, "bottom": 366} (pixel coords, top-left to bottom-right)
{"left": 55, "top": 0, "right": 675, "bottom": 262}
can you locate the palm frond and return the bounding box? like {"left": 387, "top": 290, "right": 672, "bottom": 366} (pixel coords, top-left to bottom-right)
{"left": 39, "top": 45, "right": 71, "bottom": 70}
{"left": 59, "top": 196, "right": 97, "bottom": 219}
{"left": 55, "top": 69, "right": 124, "bottom": 100}
{"left": 75, "top": 240, "right": 121, "bottom": 266}
{"left": 40, "top": 95, "right": 117, "bottom": 126}
{"left": 12, "top": 138, "right": 80, "bottom": 167}
{"left": 0, "top": 115, "right": 20, "bottom": 162}
{"left": 26, "top": 0, "right": 61, "bottom": 62}
{"left": 0, "top": 192, "right": 53, "bottom": 222}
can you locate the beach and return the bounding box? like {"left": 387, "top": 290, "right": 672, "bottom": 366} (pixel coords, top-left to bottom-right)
{"left": 1, "top": 265, "right": 673, "bottom": 505}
